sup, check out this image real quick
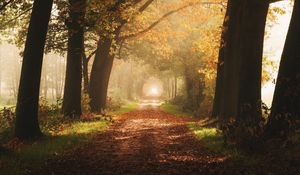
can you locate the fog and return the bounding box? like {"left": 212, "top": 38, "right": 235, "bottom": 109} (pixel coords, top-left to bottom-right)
{"left": 0, "top": 0, "right": 293, "bottom": 111}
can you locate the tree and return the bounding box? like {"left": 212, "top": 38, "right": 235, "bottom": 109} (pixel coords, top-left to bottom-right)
{"left": 236, "top": 0, "right": 269, "bottom": 122}
{"left": 14, "top": 0, "right": 53, "bottom": 139}
{"left": 62, "top": 0, "right": 87, "bottom": 117}
{"left": 89, "top": 0, "right": 154, "bottom": 112}
{"left": 211, "top": 2, "right": 229, "bottom": 118}
{"left": 89, "top": 36, "right": 117, "bottom": 112}
{"left": 89, "top": 0, "right": 208, "bottom": 112}
{"left": 217, "top": 0, "right": 269, "bottom": 123}
{"left": 266, "top": 0, "right": 300, "bottom": 137}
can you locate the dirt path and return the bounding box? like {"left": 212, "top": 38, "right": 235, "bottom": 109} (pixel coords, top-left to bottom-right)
{"left": 39, "top": 109, "right": 226, "bottom": 175}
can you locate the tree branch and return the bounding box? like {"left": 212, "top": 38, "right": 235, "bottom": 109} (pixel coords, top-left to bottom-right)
{"left": 108, "top": 0, "right": 126, "bottom": 12}
{"left": 0, "top": 0, "right": 14, "bottom": 11}
{"left": 86, "top": 49, "right": 97, "bottom": 62}
{"left": 119, "top": 3, "right": 194, "bottom": 41}
{"left": 269, "top": 0, "right": 284, "bottom": 3}
{"left": 2, "top": 6, "right": 32, "bottom": 27}
{"left": 119, "top": 1, "right": 229, "bottom": 41}
{"left": 138, "top": 0, "right": 155, "bottom": 12}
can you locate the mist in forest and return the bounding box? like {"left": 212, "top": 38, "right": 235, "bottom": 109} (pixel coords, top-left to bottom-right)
{"left": 1, "top": 0, "right": 300, "bottom": 174}
{"left": 0, "top": 0, "right": 293, "bottom": 110}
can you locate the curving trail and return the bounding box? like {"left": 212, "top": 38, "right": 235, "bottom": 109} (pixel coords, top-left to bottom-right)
{"left": 39, "top": 109, "right": 226, "bottom": 175}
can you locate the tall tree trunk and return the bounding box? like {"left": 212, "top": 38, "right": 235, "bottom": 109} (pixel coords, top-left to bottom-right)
{"left": 184, "top": 67, "right": 197, "bottom": 110}
{"left": 220, "top": 0, "right": 242, "bottom": 121}
{"left": 89, "top": 38, "right": 114, "bottom": 112}
{"left": 0, "top": 54, "right": 2, "bottom": 99}
{"left": 62, "top": 0, "right": 86, "bottom": 117}
{"left": 266, "top": 0, "right": 300, "bottom": 137}
{"left": 166, "top": 78, "right": 171, "bottom": 99}
{"left": 127, "top": 63, "right": 134, "bottom": 100}
{"left": 212, "top": 3, "right": 229, "bottom": 118}
{"left": 237, "top": 0, "right": 269, "bottom": 122}
{"left": 82, "top": 51, "right": 89, "bottom": 93}
{"left": 136, "top": 79, "right": 144, "bottom": 99}
{"left": 42, "top": 57, "right": 48, "bottom": 98}
{"left": 171, "top": 78, "right": 174, "bottom": 99}
{"left": 174, "top": 76, "right": 177, "bottom": 98}
{"left": 14, "top": 0, "right": 53, "bottom": 139}
{"left": 219, "top": 0, "right": 268, "bottom": 123}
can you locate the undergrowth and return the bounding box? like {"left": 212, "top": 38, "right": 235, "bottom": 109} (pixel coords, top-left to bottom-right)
{"left": 0, "top": 116, "right": 109, "bottom": 175}
{"left": 188, "top": 122, "right": 300, "bottom": 174}
{"left": 160, "top": 102, "right": 193, "bottom": 117}
{"left": 0, "top": 99, "right": 137, "bottom": 175}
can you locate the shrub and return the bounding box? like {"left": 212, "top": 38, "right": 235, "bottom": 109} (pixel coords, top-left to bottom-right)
{"left": 81, "top": 93, "right": 91, "bottom": 114}
{"left": 106, "top": 97, "right": 122, "bottom": 111}
{"left": 38, "top": 97, "right": 61, "bottom": 118}
{"left": 0, "top": 106, "right": 15, "bottom": 132}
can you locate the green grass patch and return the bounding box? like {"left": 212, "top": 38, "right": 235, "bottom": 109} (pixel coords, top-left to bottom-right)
{"left": 0, "top": 119, "right": 109, "bottom": 175}
{"left": 188, "top": 123, "right": 268, "bottom": 169}
{"left": 111, "top": 102, "right": 139, "bottom": 115}
{"left": 188, "top": 123, "right": 224, "bottom": 152}
{"left": 160, "top": 102, "right": 193, "bottom": 117}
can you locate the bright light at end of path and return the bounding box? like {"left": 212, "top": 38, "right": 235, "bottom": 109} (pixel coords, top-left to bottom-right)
{"left": 150, "top": 87, "right": 159, "bottom": 96}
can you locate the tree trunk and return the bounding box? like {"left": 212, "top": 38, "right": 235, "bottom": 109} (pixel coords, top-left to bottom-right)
{"left": 174, "top": 76, "right": 177, "bottom": 98}
{"left": 127, "top": 63, "right": 134, "bottom": 100}
{"left": 0, "top": 54, "right": 2, "bottom": 99}
{"left": 219, "top": 0, "right": 268, "bottom": 123}
{"left": 266, "top": 0, "right": 300, "bottom": 137}
{"left": 62, "top": 0, "right": 86, "bottom": 117}
{"left": 89, "top": 38, "right": 114, "bottom": 112}
{"left": 14, "top": 0, "right": 53, "bottom": 139}
{"left": 184, "top": 67, "right": 197, "bottom": 110}
{"left": 219, "top": 0, "right": 242, "bottom": 121}
{"left": 82, "top": 51, "right": 89, "bottom": 93}
{"left": 171, "top": 78, "right": 174, "bottom": 99}
{"left": 212, "top": 3, "right": 229, "bottom": 118}
{"left": 237, "top": 0, "right": 269, "bottom": 122}
{"left": 166, "top": 78, "right": 171, "bottom": 99}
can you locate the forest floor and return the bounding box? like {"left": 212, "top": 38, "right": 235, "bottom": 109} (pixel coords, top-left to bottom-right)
{"left": 31, "top": 103, "right": 299, "bottom": 175}
{"left": 37, "top": 107, "right": 227, "bottom": 175}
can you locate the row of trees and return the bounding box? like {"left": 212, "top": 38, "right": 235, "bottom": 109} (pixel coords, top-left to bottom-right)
{"left": 0, "top": 47, "right": 65, "bottom": 103}
{"left": 212, "top": 0, "right": 299, "bottom": 147}
{"left": 1, "top": 0, "right": 298, "bottom": 145}
{"left": 5, "top": 0, "right": 204, "bottom": 139}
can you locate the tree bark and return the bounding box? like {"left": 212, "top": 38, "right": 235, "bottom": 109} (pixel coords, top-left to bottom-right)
{"left": 219, "top": 0, "right": 242, "bottom": 121}
{"left": 42, "top": 57, "right": 48, "bottom": 98}
{"left": 14, "top": 0, "right": 53, "bottom": 139}
{"left": 237, "top": 0, "right": 269, "bottom": 122}
{"left": 82, "top": 51, "right": 89, "bottom": 93}
{"left": 166, "top": 78, "right": 171, "bottom": 99}
{"left": 62, "top": 0, "right": 86, "bottom": 117}
{"left": 219, "top": 0, "right": 268, "bottom": 123}
{"left": 0, "top": 54, "right": 2, "bottom": 99}
{"left": 266, "top": 0, "right": 300, "bottom": 137}
{"left": 174, "top": 76, "right": 177, "bottom": 98}
{"left": 212, "top": 3, "right": 229, "bottom": 118}
{"left": 89, "top": 37, "right": 114, "bottom": 112}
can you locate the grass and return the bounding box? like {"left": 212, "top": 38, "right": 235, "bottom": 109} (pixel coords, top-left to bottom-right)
{"left": 111, "top": 102, "right": 139, "bottom": 115}
{"left": 188, "top": 123, "right": 266, "bottom": 169}
{"left": 0, "top": 118, "right": 109, "bottom": 175}
{"left": 0, "top": 101, "right": 139, "bottom": 175}
{"left": 160, "top": 103, "right": 265, "bottom": 168}
{"left": 188, "top": 123, "right": 245, "bottom": 159}
{"left": 188, "top": 123, "right": 224, "bottom": 151}
{"left": 188, "top": 123, "right": 300, "bottom": 174}
{"left": 160, "top": 102, "right": 193, "bottom": 117}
